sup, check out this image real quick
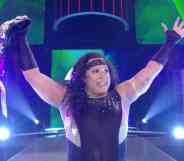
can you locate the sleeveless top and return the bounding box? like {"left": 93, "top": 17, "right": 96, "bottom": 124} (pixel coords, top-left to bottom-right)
{"left": 60, "top": 89, "right": 127, "bottom": 161}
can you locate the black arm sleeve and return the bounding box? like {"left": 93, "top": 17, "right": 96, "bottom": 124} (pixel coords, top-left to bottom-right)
{"left": 17, "top": 36, "right": 38, "bottom": 71}
{"left": 4, "top": 16, "right": 38, "bottom": 71}
{"left": 152, "top": 31, "right": 182, "bottom": 65}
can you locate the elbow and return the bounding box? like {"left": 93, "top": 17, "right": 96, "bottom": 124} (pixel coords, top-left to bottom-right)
{"left": 139, "top": 79, "right": 153, "bottom": 96}
{"left": 134, "top": 79, "right": 152, "bottom": 99}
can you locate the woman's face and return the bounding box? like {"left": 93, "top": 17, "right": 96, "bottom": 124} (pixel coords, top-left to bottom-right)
{"left": 84, "top": 60, "right": 111, "bottom": 97}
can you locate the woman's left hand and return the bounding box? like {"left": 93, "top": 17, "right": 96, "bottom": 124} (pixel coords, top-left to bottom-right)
{"left": 161, "top": 17, "right": 184, "bottom": 38}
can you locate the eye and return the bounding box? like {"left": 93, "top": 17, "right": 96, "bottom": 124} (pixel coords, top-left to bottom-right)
{"left": 92, "top": 69, "right": 100, "bottom": 73}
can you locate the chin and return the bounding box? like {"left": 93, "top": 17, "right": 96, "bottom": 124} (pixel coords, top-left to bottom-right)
{"left": 97, "top": 90, "right": 108, "bottom": 96}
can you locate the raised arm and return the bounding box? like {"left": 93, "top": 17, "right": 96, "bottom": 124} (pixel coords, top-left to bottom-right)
{"left": 1, "top": 16, "right": 66, "bottom": 108}
{"left": 23, "top": 68, "right": 66, "bottom": 107}
{"left": 116, "top": 17, "right": 184, "bottom": 105}
{"left": 116, "top": 61, "right": 163, "bottom": 104}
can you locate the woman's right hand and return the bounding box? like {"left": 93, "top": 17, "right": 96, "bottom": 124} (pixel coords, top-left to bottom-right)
{"left": 0, "top": 15, "right": 31, "bottom": 47}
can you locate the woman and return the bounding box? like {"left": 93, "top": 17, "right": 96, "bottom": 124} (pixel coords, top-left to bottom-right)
{"left": 1, "top": 16, "right": 184, "bottom": 161}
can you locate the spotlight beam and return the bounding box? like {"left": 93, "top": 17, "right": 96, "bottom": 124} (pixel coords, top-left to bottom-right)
{"left": 143, "top": 83, "right": 175, "bottom": 122}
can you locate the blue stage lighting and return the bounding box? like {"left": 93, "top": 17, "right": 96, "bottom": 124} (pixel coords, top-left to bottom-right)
{"left": 173, "top": 126, "right": 184, "bottom": 140}
{"left": 142, "top": 118, "right": 147, "bottom": 124}
{"left": 0, "top": 126, "right": 10, "bottom": 141}
{"left": 34, "top": 119, "right": 40, "bottom": 125}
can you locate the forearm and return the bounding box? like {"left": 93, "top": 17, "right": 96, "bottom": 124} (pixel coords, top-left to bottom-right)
{"left": 1, "top": 16, "right": 66, "bottom": 108}
{"left": 152, "top": 31, "right": 181, "bottom": 65}
{"left": 18, "top": 37, "right": 38, "bottom": 71}
{"left": 2, "top": 16, "right": 38, "bottom": 71}
{"left": 132, "top": 31, "right": 182, "bottom": 97}
{"left": 130, "top": 61, "right": 163, "bottom": 97}
{"left": 119, "top": 18, "right": 184, "bottom": 104}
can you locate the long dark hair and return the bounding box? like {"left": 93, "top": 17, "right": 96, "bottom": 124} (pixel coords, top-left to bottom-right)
{"left": 64, "top": 52, "right": 119, "bottom": 116}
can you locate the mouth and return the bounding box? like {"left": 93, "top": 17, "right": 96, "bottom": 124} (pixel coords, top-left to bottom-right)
{"left": 96, "top": 81, "right": 108, "bottom": 88}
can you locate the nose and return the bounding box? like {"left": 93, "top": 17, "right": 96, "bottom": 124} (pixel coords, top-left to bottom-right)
{"left": 99, "top": 70, "right": 108, "bottom": 79}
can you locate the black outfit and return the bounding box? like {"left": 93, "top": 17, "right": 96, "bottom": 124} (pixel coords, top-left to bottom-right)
{"left": 67, "top": 90, "right": 126, "bottom": 161}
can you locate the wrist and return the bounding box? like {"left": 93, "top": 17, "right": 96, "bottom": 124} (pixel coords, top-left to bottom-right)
{"left": 151, "top": 31, "right": 181, "bottom": 66}
{"left": 165, "top": 30, "right": 181, "bottom": 44}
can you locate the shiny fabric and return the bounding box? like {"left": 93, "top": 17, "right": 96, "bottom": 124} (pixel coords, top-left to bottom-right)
{"left": 67, "top": 89, "right": 126, "bottom": 161}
